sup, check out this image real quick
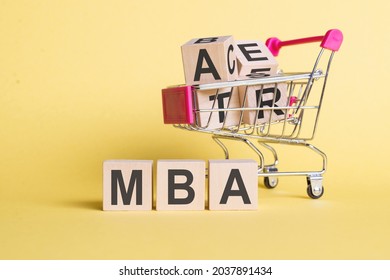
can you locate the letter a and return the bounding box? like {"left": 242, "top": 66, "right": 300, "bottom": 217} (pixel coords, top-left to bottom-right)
{"left": 220, "top": 169, "right": 251, "bottom": 204}
{"left": 194, "top": 49, "right": 221, "bottom": 82}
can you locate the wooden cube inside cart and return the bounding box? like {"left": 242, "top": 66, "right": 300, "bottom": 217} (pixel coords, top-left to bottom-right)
{"left": 195, "top": 87, "right": 241, "bottom": 129}
{"left": 208, "top": 160, "right": 258, "bottom": 210}
{"left": 239, "top": 83, "right": 288, "bottom": 125}
{"left": 157, "top": 160, "right": 206, "bottom": 211}
{"left": 181, "top": 36, "right": 238, "bottom": 85}
{"left": 235, "top": 40, "right": 278, "bottom": 78}
{"left": 103, "top": 160, "right": 153, "bottom": 211}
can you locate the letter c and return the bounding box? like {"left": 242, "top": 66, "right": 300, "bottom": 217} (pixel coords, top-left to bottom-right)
{"left": 227, "top": 44, "right": 235, "bottom": 74}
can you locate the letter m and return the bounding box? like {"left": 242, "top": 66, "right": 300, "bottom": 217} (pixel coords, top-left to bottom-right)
{"left": 111, "top": 170, "right": 143, "bottom": 205}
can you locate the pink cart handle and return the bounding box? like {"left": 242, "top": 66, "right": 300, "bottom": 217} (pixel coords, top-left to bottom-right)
{"left": 266, "top": 29, "right": 343, "bottom": 56}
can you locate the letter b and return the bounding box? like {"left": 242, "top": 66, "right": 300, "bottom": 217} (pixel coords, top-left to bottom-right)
{"left": 157, "top": 160, "right": 205, "bottom": 210}
{"left": 168, "top": 169, "right": 195, "bottom": 205}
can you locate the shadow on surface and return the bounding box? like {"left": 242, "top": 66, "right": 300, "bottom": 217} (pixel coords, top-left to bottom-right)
{"left": 62, "top": 200, "right": 102, "bottom": 211}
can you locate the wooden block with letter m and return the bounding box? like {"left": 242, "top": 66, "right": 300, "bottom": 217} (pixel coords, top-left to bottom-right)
{"left": 103, "top": 160, "right": 153, "bottom": 211}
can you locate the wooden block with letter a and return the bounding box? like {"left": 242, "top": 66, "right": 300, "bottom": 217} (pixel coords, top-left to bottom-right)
{"left": 208, "top": 159, "right": 258, "bottom": 210}
{"left": 239, "top": 83, "right": 288, "bottom": 125}
{"left": 156, "top": 160, "right": 206, "bottom": 211}
{"left": 181, "top": 36, "right": 238, "bottom": 85}
{"left": 103, "top": 160, "right": 153, "bottom": 211}
{"left": 195, "top": 86, "right": 241, "bottom": 129}
{"left": 235, "top": 40, "right": 278, "bottom": 79}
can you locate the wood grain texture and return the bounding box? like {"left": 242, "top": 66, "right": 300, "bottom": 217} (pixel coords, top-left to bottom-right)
{"left": 235, "top": 40, "right": 278, "bottom": 79}
{"left": 157, "top": 160, "right": 206, "bottom": 211}
{"left": 239, "top": 83, "right": 288, "bottom": 125}
{"left": 195, "top": 86, "right": 241, "bottom": 129}
{"left": 209, "top": 159, "right": 258, "bottom": 210}
{"left": 103, "top": 160, "right": 153, "bottom": 211}
{"left": 181, "top": 36, "right": 238, "bottom": 85}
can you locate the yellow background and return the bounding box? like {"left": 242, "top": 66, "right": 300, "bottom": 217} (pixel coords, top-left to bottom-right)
{"left": 1, "top": 0, "right": 389, "bottom": 259}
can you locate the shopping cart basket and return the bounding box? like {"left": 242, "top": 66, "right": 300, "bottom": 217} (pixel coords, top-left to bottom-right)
{"left": 162, "top": 29, "right": 343, "bottom": 199}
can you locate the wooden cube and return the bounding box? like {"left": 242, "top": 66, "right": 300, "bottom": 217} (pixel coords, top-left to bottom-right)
{"left": 103, "top": 160, "right": 153, "bottom": 211}
{"left": 208, "top": 159, "right": 258, "bottom": 210}
{"left": 195, "top": 86, "right": 242, "bottom": 129}
{"left": 239, "top": 83, "right": 288, "bottom": 125}
{"left": 157, "top": 160, "right": 206, "bottom": 211}
{"left": 181, "top": 36, "right": 238, "bottom": 85}
{"left": 235, "top": 40, "right": 278, "bottom": 79}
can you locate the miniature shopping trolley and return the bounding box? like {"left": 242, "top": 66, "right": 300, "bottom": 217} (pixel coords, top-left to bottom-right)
{"left": 162, "top": 29, "right": 343, "bottom": 199}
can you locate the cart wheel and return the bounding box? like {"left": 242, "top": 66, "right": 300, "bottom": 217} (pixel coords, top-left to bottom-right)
{"left": 264, "top": 177, "right": 278, "bottom": 189}
{"left": 306, "top": 184, "right": 324, "bottom": 199}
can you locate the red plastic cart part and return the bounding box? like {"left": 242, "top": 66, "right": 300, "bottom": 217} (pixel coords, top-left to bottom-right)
{"left": 266, "top": 29, "right": 343, "bottom": 56}
{"left": 162, "top": 86, "right": 195, "bottom": 124}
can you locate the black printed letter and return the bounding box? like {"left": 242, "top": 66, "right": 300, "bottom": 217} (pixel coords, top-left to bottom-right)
{"left": 194, "top": 37, "right": 218, "bottom": 44}
{"left": 238, "top": 43, "right": 268, "bottom": 61}
{"left": 220, "top": 169, "right": 251, "bottom": 204}
{"left": 227, "top": 44, "right": 235, "bottom": 74}
{"left": 168, "top": 169, "right": 195, "bottom": 205}
{"left": 255, "top": 87, "right": 284, "bottom": 119}
{"left": 111, "top": 170, "right": 142, "bottom": 205}
{"left": 209, "top": 90, "right": 232, "bottom": 123}
{"left": 194, "top": 49, "right": 221, "bottom": 82}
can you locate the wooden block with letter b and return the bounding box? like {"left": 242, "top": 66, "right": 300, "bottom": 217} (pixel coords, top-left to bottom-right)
{"left": 195, "top": 86, "right": 241, "bottom": 129}
{"left": 181, "top": 36, "right": 238, "bottom": 85}
{"left": 156, "top": 160, "right": 206, "bottom": 211}
{"left": 239, "top": 83, "right": 288, "bottom": 125}
{"left": 103, "top": 160, "right": 153, "bottom": 211}
{"left": 208, "top": 159, "right": 258, "bottom": 210}
{"left": 235, "top": 40, "right": 278, "bottom": 79}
